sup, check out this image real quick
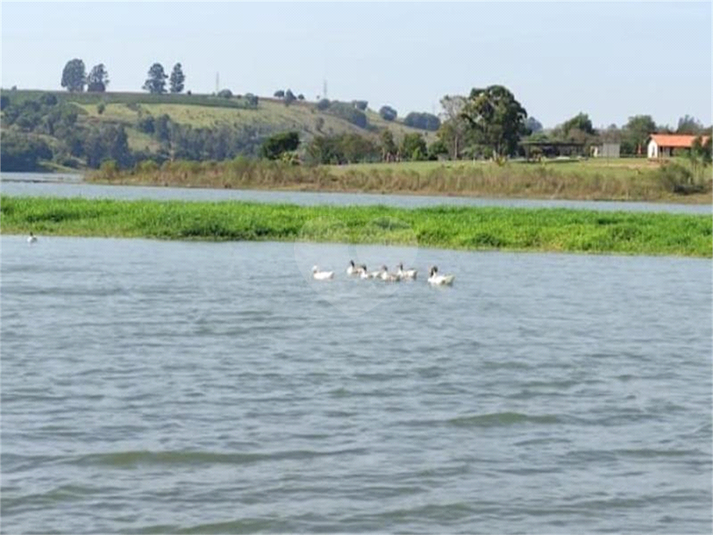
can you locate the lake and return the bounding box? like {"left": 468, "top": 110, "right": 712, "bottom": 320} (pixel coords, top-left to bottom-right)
{"left": 1, "top": 236, "right": 711, "bottom": 534}
{"left": 1, "top": 172, "right": 710, "bottom": 214}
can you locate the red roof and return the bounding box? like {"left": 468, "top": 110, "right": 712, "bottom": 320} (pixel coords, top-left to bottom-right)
{"left": 649, "top": 134, "right": 709, "bottom": 148}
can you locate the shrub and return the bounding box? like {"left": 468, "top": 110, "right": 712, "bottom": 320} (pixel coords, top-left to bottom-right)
{"left": 656, "top": 161, "right": 709, "bottom": 194}
{"left": 316, "top": 99, "right": 330, "bottom": 111}
{"left": 379, "top": 105, "right": 397, "bottom": 121}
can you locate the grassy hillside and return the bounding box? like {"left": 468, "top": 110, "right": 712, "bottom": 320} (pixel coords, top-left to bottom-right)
{"left": 2, "top": 89, "right": 434, "bottom": 151}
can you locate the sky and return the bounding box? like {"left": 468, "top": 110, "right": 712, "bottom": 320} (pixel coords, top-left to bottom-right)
{"left": 1, "top": 1, "right": 711, "bottom": 129}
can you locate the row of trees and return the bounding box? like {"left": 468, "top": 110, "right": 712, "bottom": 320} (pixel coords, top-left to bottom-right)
{"left": 61, "top": 59, "right": 109, "bottom": 92}
{"left": 60, "top": 59, "right": 186, "bottom": 94}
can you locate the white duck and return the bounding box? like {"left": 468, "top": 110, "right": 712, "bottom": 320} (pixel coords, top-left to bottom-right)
{"left": 27, "top": 232, "right": 38, "bottom": 244}
{"left": 428, "top": 266, "right": 455, "bottom": 286}
{"left": 312, "top": 266, "right": 334, "bottom": 280}
{"left": 378, "top": 265, "right": 400, "bottom": 282}
{"left": 346, "top": 260, "right": 366, "bottom": 276}
{"left": 397, "top": 262, "right": 417, "bottom": 280}
{"left": 359, "top": 265, "right": 374, "bottom": 279}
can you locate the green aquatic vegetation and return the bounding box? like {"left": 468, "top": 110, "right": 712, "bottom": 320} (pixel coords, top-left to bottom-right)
{"left": 1, "top": 196, "right": 710, "bottom": 257}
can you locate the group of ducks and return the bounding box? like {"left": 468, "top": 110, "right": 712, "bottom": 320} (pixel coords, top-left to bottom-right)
{"left": 312, "top": 260, "right": 455, "bottom": 286}
{"left": 26, "top": 233, "right": 455, "bottom": 285}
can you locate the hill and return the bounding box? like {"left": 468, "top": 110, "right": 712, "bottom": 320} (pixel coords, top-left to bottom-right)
{"left": 0, "top": 89, "right": 435, "bottom": 171}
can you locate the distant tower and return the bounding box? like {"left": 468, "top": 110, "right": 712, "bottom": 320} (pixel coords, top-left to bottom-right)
{"left": 323, "top": 79, "right": 328, "bottom": 100}
{"left": 215, "top": 72, "right": 220, "bottom": 93}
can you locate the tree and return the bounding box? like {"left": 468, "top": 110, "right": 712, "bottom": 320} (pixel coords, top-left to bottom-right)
{"left": 379, "top": 105, "right": 397, "bottom": 121}
{"left": 404, "top": 112, "right": 441, "bottom": 131}
{"left": 622, "top": 115, "right": 657, "bottom": 156}
{"left": 561, "top": 112, "right": 595, "bottom": 136}
{"left": 61, "top": 59, "right": 86, "bottom": 92}
{"left": 297, "top": 94, "right": 305, "bottom": 101}
{"left": 143, "top": 63, "right": 168, "bottom": 94}
{"left": 460, "top": 85, "right": 528, "bottom": 157}
{"left": 380, "top": 129, "right": 397, "bottom": 161}
{"left": 169, "top": 63, "right": 185, "bottom": 94}
{"left": 217, "top": 89, "right": 233, "bottom": 99}
{"left": 438, "top": 95, "right": 468, "bottom": 159}
{"left": 691, "top": 134, "right": 712, "bottom": 165}
{"left": 676, "top": 115, "right": 703, "bottom": 135}
{"left": 87, "top": 64, "right": 109, "bottom": 92}
{"left": 525, "top": 116, "right": 543, "bottom": 134}
{"left": 274, "top": 90, "right": 285, "bottom": 98}
{"left": 284, "top": 89, "right": 296, "bottom": 106}
{"left": 353, "top": 100, "right": 368, "bottom": 111}
{"left": 400, "top": 133, "right": 427, "bottom": 161}
{"left": 259, "top": 131, "right": 300, "bottom": 160}
{"left": 316, "top": 99, "right": 330, "bottom": 111}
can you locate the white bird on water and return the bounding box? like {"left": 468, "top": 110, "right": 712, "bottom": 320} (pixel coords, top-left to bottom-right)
{"left": 378, "top": 265, "right": 401, "bottom": 282}
{"left": 346, "top": 260, "right": 367, "bottom": 276}
{"left": 397, "top": 263, "right": 418, "bottom": 280}
{"left": 427, "top": 266, "right": 455, "bottom": 286}
{"left": 27, "top": 232, "right": 38, "bottom": 244}
{"left": 312, "top": 266, "right": 335, "bottom": 280}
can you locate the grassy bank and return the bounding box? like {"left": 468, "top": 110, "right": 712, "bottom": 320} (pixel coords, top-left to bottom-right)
{"left": 2, "top": 196, "right": 710, "bottom": 257}
{"left": 89, "top": 158, "right": 713, "bottom": 204}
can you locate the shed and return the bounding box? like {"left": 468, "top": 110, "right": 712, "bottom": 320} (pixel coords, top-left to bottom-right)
{"left": 647, "top": 134, "right": 709, "bottom": 158}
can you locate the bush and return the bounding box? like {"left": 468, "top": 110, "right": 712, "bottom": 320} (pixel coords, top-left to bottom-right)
{"left": 316, "top": 99, "right": 330, "bottom": 111}
{"left": 404, "top": 112, "right": 441, "bottom": 131}
{"left": 379, "top": 105, "right": 397, "bottom": 121}
{"left": 259, "top": 131, "right": 300, "bottom": 160}
{"left": 217, "top": 89, "right": 233, "bottom": 99}
{"left": 40, "top": 93, "right": 58, "bottom": 106}
{"left": 327, "top": 102, "right": 368, "bottom": 128}
{"left": 97, "top": 102, "right": 106, "bottom": 115}
{"left": 100, "top": 159, "right": 119, "bottom": 177}
{"left": 656, "top": 161, "right": 709, "bottom": 194}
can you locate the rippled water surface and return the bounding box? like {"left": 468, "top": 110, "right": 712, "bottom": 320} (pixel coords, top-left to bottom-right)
{"left": 2, "top": 171, "right": 710, "bottom": 214}
{"left": 1, "top": 236, "right": 711, "bottom": 534}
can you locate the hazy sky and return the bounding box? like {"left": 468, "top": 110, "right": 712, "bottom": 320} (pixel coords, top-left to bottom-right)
{"left": 2, "top": 1, "right": 710, "bottom": 128}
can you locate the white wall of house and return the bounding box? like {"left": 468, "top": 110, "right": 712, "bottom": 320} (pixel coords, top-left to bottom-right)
{"left": 647, "top": 139, "right": 658, "bottom": 158}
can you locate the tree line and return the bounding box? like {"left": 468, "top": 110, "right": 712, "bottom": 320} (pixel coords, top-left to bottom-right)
{"left": 60, "top": 58, "right": 186, "bottom": 94}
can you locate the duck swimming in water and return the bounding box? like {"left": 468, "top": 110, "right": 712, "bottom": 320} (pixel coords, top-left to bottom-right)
{"left": 312, "top": 266, "right": 335, "bottom": 280}
{"left": 346, "top": 260, "right": 366, "bottom": 276}
{"left": 27, "top": 232, "right": 37, "bottom": 244}
{"left": 397, "top": 263, "right": 417, "bottom": 280}
{"left": 427, "top": 266, "right": 455, "bottom": 286}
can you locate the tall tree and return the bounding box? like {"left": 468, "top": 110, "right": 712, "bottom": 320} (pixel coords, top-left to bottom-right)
{"left": 561, "top": 112, "right": 595, "bottom": 136}
{"left": 61, "top": 59, "right": 86, "bottom": 92}
{"left": 380, "top": 129, "right": 397, "bottom": 161}
{"left": 86, "top": 64, "right": 109, "bottom": 92}
{"left": 143, "top": 63, "right": 168, "bottom": 94}
{"left": 438, "top": 95, "right": 468, "bottom": 159}
{"left": 676, "top": 115, "right": 703, "bottom": 135}
{"left": 169, "top": 63, "right": 185, "bottom": 94}
{"left": 460, "top": 85, "right": 528, "bottom": 157}
{"left": 622, "top": 115, "right": 657, "bottom": 155}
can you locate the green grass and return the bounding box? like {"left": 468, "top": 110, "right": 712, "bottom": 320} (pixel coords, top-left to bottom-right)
{"left": 90, "top": 157, "right": 713, "bottom": 203}
{"left": 2, "top": 196, "right": 710, "bottom": 257}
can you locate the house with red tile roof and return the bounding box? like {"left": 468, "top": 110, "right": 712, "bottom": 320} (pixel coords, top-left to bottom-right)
{"left": 647, "top": 134, "right": 710, "bottom": 158}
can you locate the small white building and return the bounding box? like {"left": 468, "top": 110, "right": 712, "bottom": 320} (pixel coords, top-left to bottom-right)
{"left": 647, "top": 134, "right": 707, "bottom": 158}
{"left": 592, "top": 143, "right": 620, "bottom": 158}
